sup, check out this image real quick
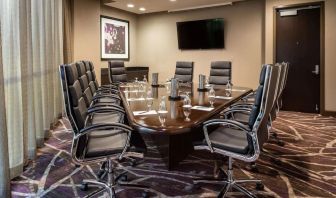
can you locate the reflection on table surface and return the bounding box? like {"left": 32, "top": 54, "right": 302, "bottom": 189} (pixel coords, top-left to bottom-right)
{"left": 119, "top": 83, "right": 252, "bottom": 134}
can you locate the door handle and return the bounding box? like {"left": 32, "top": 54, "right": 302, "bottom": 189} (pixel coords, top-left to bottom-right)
{"left": 312, "top": 65, "right": 319, "bottom": 75}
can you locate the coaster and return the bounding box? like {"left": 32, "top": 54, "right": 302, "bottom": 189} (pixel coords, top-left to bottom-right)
{"left": 197, "top": 88, "right": 209, "bottom": 92}
{"left": 168, "top": 96, "right": 181, "bottom": 100}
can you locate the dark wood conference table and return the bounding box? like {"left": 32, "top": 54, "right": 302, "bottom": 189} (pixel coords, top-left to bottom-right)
{"left": 119, "top": 83, "right": 252, "bottom": 170}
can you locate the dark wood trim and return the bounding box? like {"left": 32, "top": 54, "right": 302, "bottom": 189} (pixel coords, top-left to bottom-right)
{"left": 319, "top": 2, "right": 325, "bottom": 114}
{"left": 321, "top": 111, "right": 336, "bottom": 117}
{"left": 273, "top": 1, "right": 325, "bottom": 114}
{"left": 100, "top": 15, "right": 130, "bottom": 61}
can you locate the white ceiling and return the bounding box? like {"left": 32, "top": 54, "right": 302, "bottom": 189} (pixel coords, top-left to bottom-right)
{"left": 104, "top": 0, "right": 246, "bottom": 15}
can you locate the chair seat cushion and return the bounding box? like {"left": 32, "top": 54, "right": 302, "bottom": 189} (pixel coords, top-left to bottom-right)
{"left": 207, "top": 126, "right": 250, "bottom": 154}
{"left": 85, "top": 129, "right": 127, "bottom": 158}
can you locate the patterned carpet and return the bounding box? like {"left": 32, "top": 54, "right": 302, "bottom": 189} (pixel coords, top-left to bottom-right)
{"left": 11, "top": 111, "right": 336, "bottom": 197}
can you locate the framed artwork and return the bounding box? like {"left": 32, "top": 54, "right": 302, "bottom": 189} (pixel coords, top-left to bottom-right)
{"left": 100, "top": 16, "right": 129, "bottom": 60}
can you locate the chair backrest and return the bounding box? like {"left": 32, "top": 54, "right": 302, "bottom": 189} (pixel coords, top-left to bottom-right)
{"left": 87, "top": 61, "right": 100, "bottom": 90}
{"left": 209, "top": 61, "right": 232, "bottom": 85}
{"left": 108, "top": 61, "right": 127, "bottom": 83}
{"left": 279, "top": 62, "right": 289, "bottom": 97}
{"left": 174, "top": 61, "right": 194, "bottom": 83}
{"left": 63, "top": 63, "right": 89, "bottom": 131}
{"left": 76, "top": 61, "right": 94, "bottom": 107}
{"left": 59, "top": 65, "right": 79, "bottom": 133}
{"left": 248, "top": 64, "right": 280, "bottom": 151}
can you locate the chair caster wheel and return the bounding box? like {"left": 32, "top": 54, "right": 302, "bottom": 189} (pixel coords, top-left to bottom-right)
{"left": 97, "top": 169, "right": 105, "bottom": 179}
{"left": 271, "top": 158, "right": 281, "bottom": 165}
{"left": 141, "top": 191, "right": 149, "bottom": 198}
{"left": 130, "top": 160, "right": 137, "bottom": 167}
{"left": 277, "top": 141, "right": 285, "bottom": 146}
{"left": 190, "top": 183, "right": 201, "bottom": 190}
{"left": 75, "top": 164, "right": 80, "bottom": 168}
{"left": 251, "top": 163, "right": 258, "bottom": 172}
{"left": 120, "top": 175, "right": 127, "bottom": 182}
{"left": 256, "top": 182, "right": 264, "bottom": 190}
{"left": 80, "top": 182, "right": 88, "bottom": 191}
{"left": 246, "top": 162, "right": 258, "bottom": 172}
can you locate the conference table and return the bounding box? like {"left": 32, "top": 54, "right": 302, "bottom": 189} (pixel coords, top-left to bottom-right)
{"left": 119, "top": 83, "right": 252, "bottom": 170}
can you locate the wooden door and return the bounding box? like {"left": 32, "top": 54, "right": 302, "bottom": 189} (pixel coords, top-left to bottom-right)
{"left": 276, "top": 6, "right": 321, "bottom": 113}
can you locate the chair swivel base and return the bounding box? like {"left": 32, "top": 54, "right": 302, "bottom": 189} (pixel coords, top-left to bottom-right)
{"left": 192, "top": 157, "right": 264, "bottom": 198}
{"left": 81, "top": 159, "right": 149, "bottom": 198}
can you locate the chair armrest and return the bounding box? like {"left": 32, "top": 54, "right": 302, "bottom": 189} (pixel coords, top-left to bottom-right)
{"left": 92, "top": 94, "right": 120, "bottom": 101}
{"left": 76, "top": 123, "right": 132, "bottom": 139}
{"left": 242, "top": 90, "right": 256, "bottom": 101}
{"left": 87, "top": 106, "right": 125, "bottom": 115}
{"left": 96, "top": 90, "right": 119, "bottom": 95}
{"left": 221, "top": 107, "right": 252, "bottom": 119}
{"left": 229, "top": 103, "right": 253, "bottom": 109}
{"left": 89, "top": 103, "right": 124, "bottom": 111}
{"left": 75, "top": 123, "right": 133, "bottom": 160}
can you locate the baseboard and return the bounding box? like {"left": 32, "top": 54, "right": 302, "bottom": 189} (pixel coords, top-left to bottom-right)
{"left": 321, "top": 111, "right": 336, "bottom": 117}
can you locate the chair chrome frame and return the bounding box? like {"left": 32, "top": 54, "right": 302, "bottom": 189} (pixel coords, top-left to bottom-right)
{"left": 59, "top": 64, "right": 148, "bottom": 197}
{"left": 193, "top": 64, "right": 281, "bottom": 198}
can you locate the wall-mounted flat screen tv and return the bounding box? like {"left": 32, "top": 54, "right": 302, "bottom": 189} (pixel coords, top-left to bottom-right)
{"left": 177, "top": 18, "right": 224, "bottom": 50}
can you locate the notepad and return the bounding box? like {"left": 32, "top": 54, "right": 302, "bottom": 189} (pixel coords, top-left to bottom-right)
{"left": 215, "top": 96, "right": 233, "bottom": 100}
{"left": 127, "top": 98, "right": 146, "bottom": 102}
{"left": 191, "top": 106, "right": 214, "bottom": 111}
{"left": 133, "top": 110, "right": 157, "bottom": 116}
{"left": 230, "top": 88, "right": 246, "bottom": 92}
{"left": 123, "top": 90, "right": 140, "bottom": 93}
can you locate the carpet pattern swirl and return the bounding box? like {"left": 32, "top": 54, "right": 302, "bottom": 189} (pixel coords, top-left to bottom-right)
{"left": 11, "top": 111, "right": 336, "bottom": 197}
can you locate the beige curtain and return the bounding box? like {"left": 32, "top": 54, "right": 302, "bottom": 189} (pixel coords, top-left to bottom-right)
{"left": 0, "top": 0, "right": 63, "bottom": 179}
{"left": 63, "top": 0, "right": 73, "bottom": 63}
{"left": 0, "top": 21, "right": 11, "bottom": 198}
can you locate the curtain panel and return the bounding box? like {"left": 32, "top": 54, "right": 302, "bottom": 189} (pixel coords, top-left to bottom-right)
{"left": 0, "top": 0, "right": 64, "bottom": 182}
{"left": 0, "top": 21, "right": 11, "bottom": 198}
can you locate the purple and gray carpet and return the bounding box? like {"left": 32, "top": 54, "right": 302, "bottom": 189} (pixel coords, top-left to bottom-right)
{"left": 11, "top": 111, "right": 336, "bottom": 197}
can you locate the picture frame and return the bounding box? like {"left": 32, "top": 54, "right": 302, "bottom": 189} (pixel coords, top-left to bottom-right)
{"left": 100, "top": 15, "right": 129, "bottom": 60}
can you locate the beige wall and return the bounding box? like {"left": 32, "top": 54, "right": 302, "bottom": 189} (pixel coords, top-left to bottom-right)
{"left": 73, "top": 0, "right": 137, "bottom": 83}
{"left": 73, "top": 0, "right": 336, "bottom": 112}
{"left": 136, "top": 0, "right": 264, "bottom": 88}
{"left": 265, "top": 0, "right": 336, "bottom": 112}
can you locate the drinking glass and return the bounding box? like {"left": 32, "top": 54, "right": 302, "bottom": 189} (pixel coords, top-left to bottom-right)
{"left": 208, "top": 86, "right": 216, "bottom": 108}
{"left": 158, "top": 96, "right": 168, "bottom": 126}
{"left": 146, "top": 88, "right": 153, "bottom": 111}
{"left": 139, "top": 83, "right": 146, "bottom": 99}
{"left": 143, "top": 75, "right": 148, "bottom": 84}
{"left": 205, "top": 76, "right": 210, "bottom": 87}
{"left": 183, "top": 93, "right": 192, "bottom": 121}
{"left": 165, "top": 82, "right": 171, "bottom": 93}
{"left": 225, "top": 80, "right": 232, "bottom": 97}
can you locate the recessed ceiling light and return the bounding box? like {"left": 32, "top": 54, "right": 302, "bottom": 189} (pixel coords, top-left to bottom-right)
{"left": 127, "top": 4, "right": 134, "bottom": 8}
{"left": 139, "top": 7, "right": 146, "bottom": 11}
{"left": 170, "top": 0, "right": 177, "bottom": 2}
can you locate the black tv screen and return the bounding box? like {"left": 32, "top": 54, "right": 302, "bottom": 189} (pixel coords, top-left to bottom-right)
{"left": 177, "top": 18, "right": 224, "bottom": 50}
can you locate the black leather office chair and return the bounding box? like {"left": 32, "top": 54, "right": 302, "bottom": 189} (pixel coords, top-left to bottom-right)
{"left": 174, "top": 61, "right": 194, "bottom": 83}
{"left": 108, "top": 61, "right": 128, "bottom": 83}
{"left": 209, "top": 61, "right": 232, "bottom": 85}
{"left": 193, "top": 64, "right": 280, "bottom": 197}
{"left": 268, "top": 62, "right": 289, "bottom": 145}
{"left": 63, "top": 63, "right": 124, "bottom": 129}
{"left": 60, "top": 64, "right": 149, "bottom": 197}
{"left": 77, "top": 61, "right": 120, "bottom": 107}
{"left": 225, "top": 62, "right": 289, "bottom": 146}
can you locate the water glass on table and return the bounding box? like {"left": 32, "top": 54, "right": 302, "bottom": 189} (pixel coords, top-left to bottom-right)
{"left": 146, "top": 88, "right": 153, "bottom": 111}
{"left": 208, "top": 86, "right": 216, "bottom": 108}
{"left": 158, "top": 96, "right": 168, "bottom": 126}
{"left": 183, "top": 93, "right": 192, "bottom": 121}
